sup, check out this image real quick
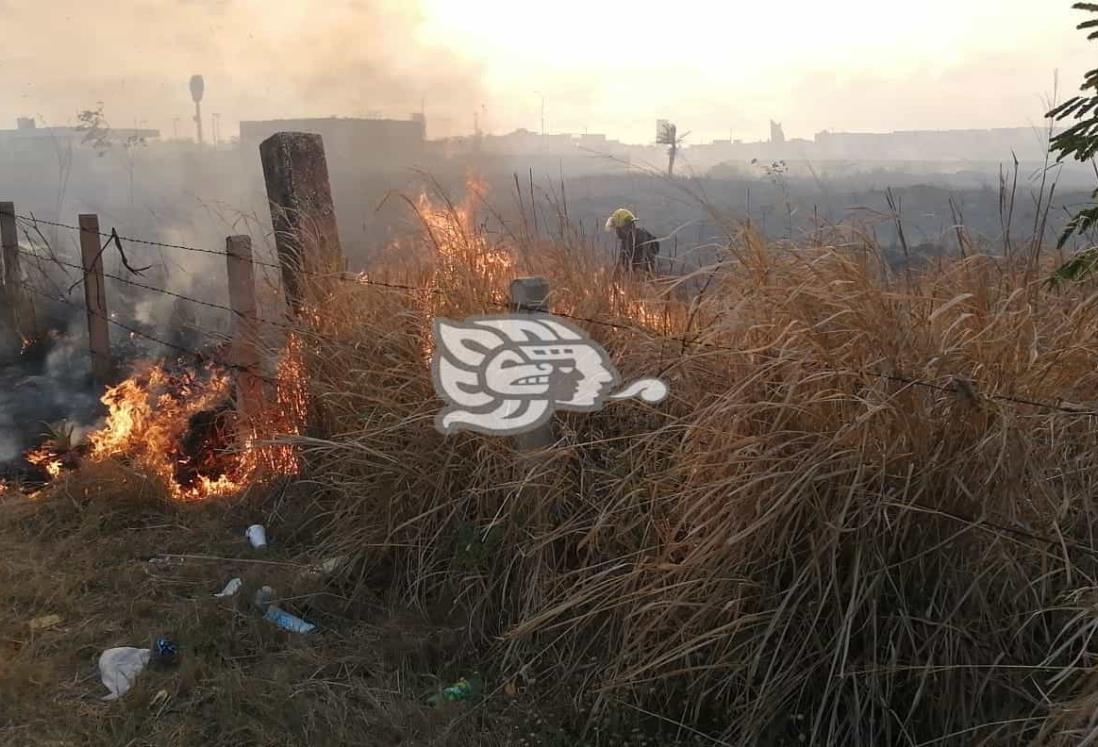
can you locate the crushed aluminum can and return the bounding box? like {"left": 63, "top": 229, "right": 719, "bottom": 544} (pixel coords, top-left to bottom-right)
{"left": 253, "top": 585, "right": 275, "bottom": 612}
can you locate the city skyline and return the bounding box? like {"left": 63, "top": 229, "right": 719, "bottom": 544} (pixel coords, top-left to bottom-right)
{"left": 0, "top": 1, "right": 1090, "bottom": 145}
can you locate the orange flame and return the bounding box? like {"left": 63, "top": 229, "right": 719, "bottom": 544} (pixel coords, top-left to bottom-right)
{"left": 421, "top": 176, "right": 515, "bottom": 304}
{"left": 25, "top": 448, "right": 63, "bottom": 479}
{"left": 413, "top": 176, "right": 517, "bottom": 365}
{"left": 236, "top": 333, "right": 307, "bottom": 479}
{"left": 86, "top": 362, "right": 234, "bottom": 500}
{"left": 62, "top": 338, "right": 309, "bottom": 501}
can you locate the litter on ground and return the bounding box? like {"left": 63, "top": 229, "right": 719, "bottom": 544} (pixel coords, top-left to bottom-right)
{"left": 213, "top": 577, "right": 242, "bottom": 598}
{"left": 98, "top": 647, "right": 151, "bottom": 701}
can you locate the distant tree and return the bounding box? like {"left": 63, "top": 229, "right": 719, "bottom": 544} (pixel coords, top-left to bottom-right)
{"left": 121, "top": 134, "right": 147, "bottom": 206}
{"left": 76, "top": 104, "right": 112, "bottom": 157}
{"left": 1047, "top": 3, "right": 1098, "bottom": 285}
{"left": 656, "top": 120, "right": 689, "bottom": 177}
{"left": 752, "top": 159, "right": 795, "bottom": 239}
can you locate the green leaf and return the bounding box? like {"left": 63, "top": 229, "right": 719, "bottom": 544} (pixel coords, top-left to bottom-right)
{"left": 1047, "top": 246, "right": 1098, "bottom": 287}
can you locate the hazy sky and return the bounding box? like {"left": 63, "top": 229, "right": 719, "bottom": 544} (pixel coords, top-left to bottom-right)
{"left": 1, "top": 0, "right": 1093, "bottom": 143}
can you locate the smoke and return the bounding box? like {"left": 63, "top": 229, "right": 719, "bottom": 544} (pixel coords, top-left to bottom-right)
{"left": 3, "top": 0, "right": 1096, "bottom": 146}
{"left": 0, "top": 314, "right": 103, "bottom": 471}
{"left": 0, "top": 414, "right": 17, "bottom": 464}
{"left": 1, "top": 0, "right": 484, "bottom": 138}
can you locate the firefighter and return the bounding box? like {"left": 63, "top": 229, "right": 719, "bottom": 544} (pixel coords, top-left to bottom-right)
{"left": 605, "top": 209, "right": 659, "bottom": 273}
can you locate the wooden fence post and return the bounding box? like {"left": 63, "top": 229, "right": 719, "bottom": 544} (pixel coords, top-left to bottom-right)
{"left": 258, "top": 132, "right": 344, "bottom": 315}
{"left": 0, "top": 201, "right": 30, "bottom": 346}
{"left": 510, "top": 276, "right": 556, "bottom": 450}
{"left": 225, "top": 235, "right": 262, "bottom": 422}
{"left": 78, "top": 214, "right": 112, "bottom": 384}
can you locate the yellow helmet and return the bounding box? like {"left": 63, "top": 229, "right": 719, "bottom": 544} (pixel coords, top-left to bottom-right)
{"left": 605, "top": 208, "right": 636, "bottom": 231}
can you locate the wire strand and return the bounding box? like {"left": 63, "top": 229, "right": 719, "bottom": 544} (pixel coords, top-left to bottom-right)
{"left": 15, "top": 213, "right": 426, "bottom": 293}
{"left": 13, "top": 214, "right": 1094, "bottom": 418}
{"left": 19, "top": 282, "right": 282, "bottom": 385}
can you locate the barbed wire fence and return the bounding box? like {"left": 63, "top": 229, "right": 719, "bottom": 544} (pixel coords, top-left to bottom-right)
{"left": 2, "top": 123, "right": 1097, "bottom": 477}
{"left": 3, "top": 207, "right": 1095, "bottom": 423}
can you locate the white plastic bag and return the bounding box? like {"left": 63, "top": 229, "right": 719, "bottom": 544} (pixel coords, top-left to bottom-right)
{"left": 214, "top": 577, "right": 243, "bottom": 598}
{"left": 98, "top": 646, "right": 151, "bottom": 701}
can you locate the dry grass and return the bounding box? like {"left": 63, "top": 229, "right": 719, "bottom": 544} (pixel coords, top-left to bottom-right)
{"left": 10, "top": 183, "right": 1098, "bottom": 744}
{"left": 0, "top": 466, "right": 497, "bottom": 746}
{"left": 284, "top": 194, "right": 1098, "bottom": 745}
{"left": 0, "top": 457, "right": 709, "bottom": 745}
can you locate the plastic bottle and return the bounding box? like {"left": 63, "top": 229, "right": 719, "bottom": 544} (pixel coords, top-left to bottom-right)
{"left": 263, "top": 605, "right": 317, "bottom": 634}
{"left": 253, "top": 585, "right": 316, "bottom": 633}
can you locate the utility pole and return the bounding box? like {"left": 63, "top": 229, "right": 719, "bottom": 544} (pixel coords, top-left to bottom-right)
{"left": 189, "top": 74, "right": 205, "bottom": 145}
{"left": 212, "top": 113, "right": 221, "bottom": 147}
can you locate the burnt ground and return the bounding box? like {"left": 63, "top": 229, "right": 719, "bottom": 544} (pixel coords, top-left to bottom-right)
{"left": 0, "top": 465, "right": 715, "bottom": 747}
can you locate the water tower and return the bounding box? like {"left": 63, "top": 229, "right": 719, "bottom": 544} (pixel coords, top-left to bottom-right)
{"left": 189, "top": 75, "right": 205, "bottom": 145}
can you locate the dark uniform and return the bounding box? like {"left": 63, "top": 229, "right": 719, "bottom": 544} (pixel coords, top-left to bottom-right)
{"left": 617, "top": 226, "right": 660, "bottom": 273}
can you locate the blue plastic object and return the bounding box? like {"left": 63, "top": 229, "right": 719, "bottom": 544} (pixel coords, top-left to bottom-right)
{"left": 153, "top": 636, "right": 179, "bottom": 665}
{"left": 263, "top": 606, "right": 317, "bottom": 634}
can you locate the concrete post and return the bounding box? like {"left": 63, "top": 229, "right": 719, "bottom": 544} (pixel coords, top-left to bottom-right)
{"left": 509, "top": 276, "right": 555, "bottom": 450}
{"left": 225, "top": 235, "right": 262, "bottom": 421}
{"left": 0, "top": 202, "right": 29, "bottom": 345}
{"left": 258, "top": 132, "right": 344, "bottom": 315}
{"left": 78, "top": 214, "right": 112, "bottom": 384}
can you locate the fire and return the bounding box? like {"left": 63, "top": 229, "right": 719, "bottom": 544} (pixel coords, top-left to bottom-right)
{"left": 21, "top": 335, "right": 309, "bottom": 501}
{"left": 625, "top": 298, "right": 666, "bottom": 332}
{"left": 86, "top": 361, "right": 239, "bottom": 500}
{"left": 236, "top": 333, "right": 307, "bottom": 479}
{"left": 25, "top": 448, "right": 63, "bottom": 479}
{"left": 420, "top": 176, "right": 516, "bottom": 307}
{"left": 22, "top": 419, "right": 85, "bottom": 483}
{"left": 413, "top": 176, "right": 516, "bottom": 364}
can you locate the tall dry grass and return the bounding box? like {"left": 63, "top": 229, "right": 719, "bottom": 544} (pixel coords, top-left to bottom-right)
{"left": 284, "top": 188, "right": 1098, "bottom": 745}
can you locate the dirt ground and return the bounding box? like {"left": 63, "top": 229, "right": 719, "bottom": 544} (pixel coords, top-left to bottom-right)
{"left": 0, "top": 467, "right": 711, "bottom": 747}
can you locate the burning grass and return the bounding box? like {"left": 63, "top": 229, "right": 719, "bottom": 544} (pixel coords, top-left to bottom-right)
{"left": 12, "top": 178, "right": 1098, "bottom": 743}
{"left": 24, "top": 337, "right": 307, "bottom": 502}
{"left": 278, "top": 183, "right": 1098, "bottom": 745}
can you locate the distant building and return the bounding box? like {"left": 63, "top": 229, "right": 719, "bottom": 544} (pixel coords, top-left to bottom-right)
{"left": 686, "top": 124, "right": 1056, "bottom": 174}
{"left": 0, "top": 119, "right": 159, "bottom": 158}
{"left": 237, "top": 116, "right": 426, "bottom": 169}
{"left": 811, "top": 127, "right": 1045, "bottom": 162}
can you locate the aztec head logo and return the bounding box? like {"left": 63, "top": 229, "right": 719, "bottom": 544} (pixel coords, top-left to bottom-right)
{"left": 431, "top": 314, "right": 668, "bottom": 436}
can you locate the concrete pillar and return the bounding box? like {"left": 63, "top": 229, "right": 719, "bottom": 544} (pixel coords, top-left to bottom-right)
{"left": 78, "top": 214, "right": 112, "bottom": 384}
{"left": 258, "top": 132, "right": 344, "bottom": 315}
